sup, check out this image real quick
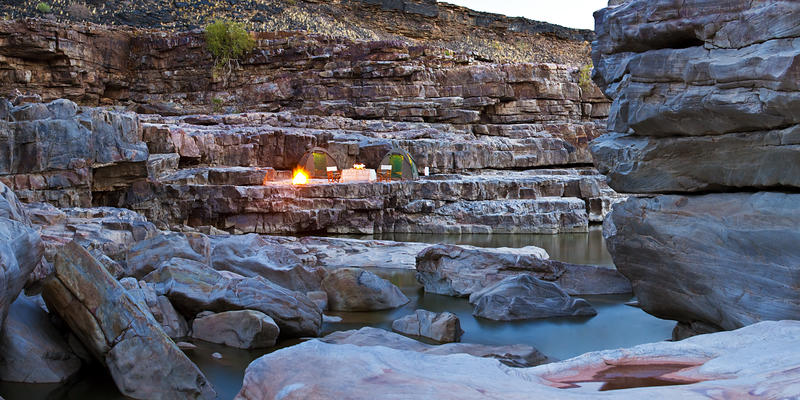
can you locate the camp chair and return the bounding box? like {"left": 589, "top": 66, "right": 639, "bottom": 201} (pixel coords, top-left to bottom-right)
{"left": 378, "top": 165, "right": 392, "bottom": 182}
{"left": 326, "top": 166, "right": 341, "bottom": 183}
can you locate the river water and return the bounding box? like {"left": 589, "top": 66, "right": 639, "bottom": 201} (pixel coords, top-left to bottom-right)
{"left": 0, "top": 228, "right": 675, "bottom": 400}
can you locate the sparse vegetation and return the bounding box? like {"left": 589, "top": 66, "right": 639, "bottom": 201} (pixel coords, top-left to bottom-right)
{"left": 579, "top": 63, "right": 593, "bottom": 89}
{"left": 35, "top": 2, "right": 52, "bottom": 13}
{"left": 204, "top": 19, "right": 256, "bottom": 75}
{"left": 211, "top": 97, "right": 224, "bottom": 114}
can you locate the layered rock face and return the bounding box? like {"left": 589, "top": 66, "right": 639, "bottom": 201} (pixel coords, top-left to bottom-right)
{"left": 590, "top": 0, "right": 800, "bottom": 335}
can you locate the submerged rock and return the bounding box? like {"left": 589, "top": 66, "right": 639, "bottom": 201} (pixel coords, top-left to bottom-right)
{"left": 144, "top": 258, "right": 322, "bottom": 337}
{"left": 41, "top": 242, "right": 215, "bottom": 399}
{"left": 470, "top": 275, "right": 597, "bottom": 321}
{"left": 416, "top": 244, "right": 630, "bottom": 297}
{"left": 392, "top": 310, "right": 463, "bottom": 343}
{"left": 191, "top": 310, "right": 279, "bottom": 349}
{"left": 238, "top": 321, "right": 800, "bottom": 399}
{"left": 321, "top": 327, "right": 548, "bottom": 367}
{"left": 0, "top": 296, "right": 82, "bottom": 383}
{"left": 322, "top": 268, "right": 409, "bottom": 311}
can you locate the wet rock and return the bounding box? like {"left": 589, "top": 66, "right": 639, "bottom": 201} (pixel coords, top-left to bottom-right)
{"left": 144, "top": 258, "right": 322, "bottom": 337}
{"left": 41, "top": 242, "right": 215, "bottom": 399}
{"left": 469, "top": 275, "right": 597, "bottom": 321}
{"left": 322, "top": 327, "right": 547, "bottom": 367}
{"left": 191, "top": 310, "right": 279, "bottom": 349}
{"left": 604, "top": 194, "right": 800, "bottom": 331}
{"left": 392, "top": 310, "right": 463, "bottom": 343}
{"left": 209, "top": 234, "right": 325, "bottom": 292}
{"left": 237, "top": 321, "right": 800, "bottom": 399}
{"left": 416, "top": 244, "right": 630, "bottom": 297}
{"left": 0, "top": 296, "right": 82, "bottom": 383}
{"left": 120, "top": 278, "right": 189, "bottom": 339}
{"left": 322, "top": 268, "right": 409, "bottom": 311}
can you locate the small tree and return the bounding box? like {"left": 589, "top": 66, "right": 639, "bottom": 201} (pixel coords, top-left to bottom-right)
{"left": 579, "top": 63, "right": 593, "bottom": 89}
{"left": 204, "top": 19, "right": 255, "bottom": 78}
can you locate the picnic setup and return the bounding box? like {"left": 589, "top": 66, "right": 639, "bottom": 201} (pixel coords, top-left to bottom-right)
{"left": 291, "top": 146, "right": 421, "bottom": 185}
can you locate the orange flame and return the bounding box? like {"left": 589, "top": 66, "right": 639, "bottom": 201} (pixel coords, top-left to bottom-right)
{"left": 292, "top": 168, "right": 309, "bottom": 185}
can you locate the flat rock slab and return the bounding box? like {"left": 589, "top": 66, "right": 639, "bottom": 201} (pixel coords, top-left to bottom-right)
{"left": 469, "top": 275, "right": 597, "bottom": 321}
{"left": 321, "top": 327, "right": 548, "bottom": 368}
{"left": 605, "top": 193, "right": 800, "bottom": 331}
{"left": 237, "top": 321, "right": 800, "bottom": 399}
{"left": 322, "top": 267, "right": 410, "bottom": 311}
{"left": 415, "top": 244, "right": 631, "bottom": 297}
{"left": 41, "top": 242, "right": 215, "bottom": 400}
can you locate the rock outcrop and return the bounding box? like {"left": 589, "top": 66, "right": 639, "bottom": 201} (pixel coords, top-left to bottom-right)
{"left": 120, "top": 278, "right": 189, "bottom": 339}
{"left": 590, "top": 0, "right": 800, "bottom": 334}
{"left": 392, "top": 309, "right": 463, "bottom": 343}
{"left": 41, "top": 242, "right": 215, "bottom": 399}
{"left": 415, "top": 244, "right": 631, "bottom": 297}
{"left": 469, "top": 275, "right": 597, "bottom": 321}
{"left": 322, "top": 267, "right": 410, "bottom": 311}
{"left": 321, "top": 327, "right": 548, "bottom": 368}
{"left": 191, "top": 310, "right": 279, "bottom": 349}
{"left": 237, "top": 320, "right": 800, "bottom": 399}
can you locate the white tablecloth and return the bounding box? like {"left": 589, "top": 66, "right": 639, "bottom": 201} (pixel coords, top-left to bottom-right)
{"left": 340, "top": 168, "right": 377, "bottom": 183}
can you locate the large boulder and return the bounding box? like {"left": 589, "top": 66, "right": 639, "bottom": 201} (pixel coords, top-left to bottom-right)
{"left": 321, "top": 327, "right": 548, "bottom": 368}
{"left": 469, "top": 275, "right": 597, "bottom": 321}
{"left": 604, "top": 194, "right": 800, "bottom": 331}
{"left": 0, "top": 183, "right": 44, "bottom": 329}
{"left": 125, "top": 232, "right": 209, "bottom": 278}
{"left": 191, "top": 310, "right": 279, "bottom": 349}
{"left": 41, "top": 242, "right": 216, "bottom": 400}
{"left": 392, "top": 309, "right": 463, "bottom": 343}
{"left": 144, "top": 258, "right": 322, "bottom": 337}
{"left": 415, "top": 244, "right": 630, "bottom": 297}
{"left": 210, "top": 234, "right": 325, "bottom": 292}
{"left": 0, "top": 296, "right": 82, "bottom": 383}
{"left": 322, "top": 268, "right": 409, "bottom": 311}
{"left": 237, "top": 321, "right": 800, "bottom": 399}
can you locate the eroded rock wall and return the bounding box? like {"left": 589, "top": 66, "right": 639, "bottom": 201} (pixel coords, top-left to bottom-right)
{"left": 590, "top": 0, "right": 800, "bottom": 336}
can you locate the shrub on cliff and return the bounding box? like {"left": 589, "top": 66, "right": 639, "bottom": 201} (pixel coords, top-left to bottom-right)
{"left": 36, "top": 2, "right": 52, "bottom": 13}
{"left": 204, "top": 19, "right": 255, "bottom": 74}
{"left": 579, "top": 63, "right": 593, "bottom": 89}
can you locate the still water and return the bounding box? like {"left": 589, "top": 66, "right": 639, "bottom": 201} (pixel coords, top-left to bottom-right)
{"left": 0, "top": 228, "right": 675, "bottom": 400}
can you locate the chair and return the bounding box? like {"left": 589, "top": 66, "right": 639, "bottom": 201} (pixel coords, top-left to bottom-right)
{"left": 378, "top": 165, "right": 392, "bottom": 182}
{"left": 326, "top": 166, "right": 341, "bottom": 183}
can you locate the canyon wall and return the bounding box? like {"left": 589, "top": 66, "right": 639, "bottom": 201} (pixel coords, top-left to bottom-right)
{"left": 590, "top": 0, "right": 800, "bottom": 338}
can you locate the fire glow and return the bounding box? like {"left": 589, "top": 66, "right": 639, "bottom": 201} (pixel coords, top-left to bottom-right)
{"left": 353, "top": 163, "right": 366, "bottom": 170}
{"left": 292, "top": 168, "right": 309, "bottom": 185}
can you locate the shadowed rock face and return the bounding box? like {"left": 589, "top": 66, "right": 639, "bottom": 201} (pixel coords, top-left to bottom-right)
{"left": 322, "top": 267, "right": 409, "bottom": 311}
{"left": 590, "top": 0, "right": 800, "bottom": 335}
{"left": 391, "top": 309, "right": 463, "bottom": 343}
{"left": 41, "top": 242, "right": 215, "bottom": 400}
{"left": 236, "top": 321, "right": 800, "bottom": 399}
{"left": 191, "top": 310, "right": 280, "bottom": 349}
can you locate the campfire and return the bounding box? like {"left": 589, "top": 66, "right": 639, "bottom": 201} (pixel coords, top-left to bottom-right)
{"left": 353, "top": 163, "right": 366, "bottom": 170}
{"left": 292, "top": 168, "right": 309, "bottom": 185}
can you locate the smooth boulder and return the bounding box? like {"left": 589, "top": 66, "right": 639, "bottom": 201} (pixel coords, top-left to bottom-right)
{"left": 322, "top": 268, "right": 409, "bottom": 311}
{"left": 144, "top": 258, "right": 322, "bottom": 337}
{"left": 392, "top": 310, "right": 463, "bottom": 343}
{"left": 120, "top": 278, "right": 188, "bottom": 339}
{"left": 191, "top": 310, "right": 279, "bottom": 349}
{"left": 416, "top": 244, "right": 630, "bottom": 297}
{"left": 125, "top": 232, "right": 209, "bottom": 278}
{"left": 470, "top": 275, "right": 597, "bottom": 321}
{"left": 41, "top": 242, "right": 216, "bottom": 400}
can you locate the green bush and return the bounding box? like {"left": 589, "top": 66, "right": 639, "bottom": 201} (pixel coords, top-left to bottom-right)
{"left": 579, "top": 63, "right": 593, "bottom": 89}
{"left": 211, "top": 97, "right": 224, "bottom": 114}
{"left": 36, "top": 2, "right": 52, "bottom": 13}
{"left": 204, "top": 20, "right": 256, "bottom": 71}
